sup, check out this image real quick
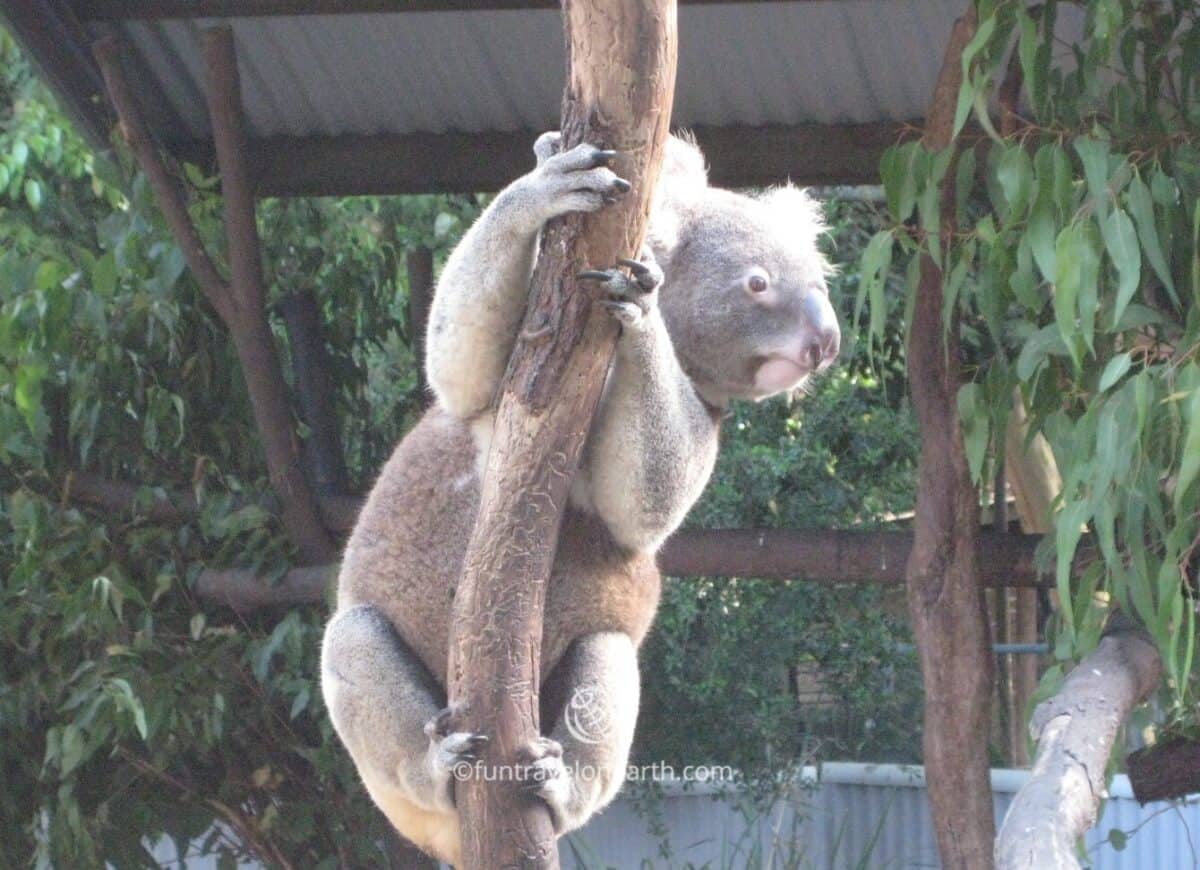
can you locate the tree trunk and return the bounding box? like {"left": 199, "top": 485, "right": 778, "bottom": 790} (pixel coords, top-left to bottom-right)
{"left": 278, "top": 290, "right": 350, "bottom": 494}
{"left": 445, "top": 2, "right": 677, "bottom": 867}
{"left": 995, "top": 617, "right": 1161, "bottom": 869}
{"left": 906, "top": 7, "right": 996, "bottom": 868}
{"left": 406, "top": 246, "right": 435, "bottom": 406}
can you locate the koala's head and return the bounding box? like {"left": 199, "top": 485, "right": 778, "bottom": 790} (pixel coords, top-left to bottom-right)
{"left": 650, "top": 151, "right": 840, "bottom": 406}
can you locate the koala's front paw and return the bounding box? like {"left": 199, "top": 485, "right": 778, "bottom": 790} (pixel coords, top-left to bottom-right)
{"left": 580, "top": 254, "right": 663, "bottom": 330}
{"left": 424, "top": 708, "right": 487, "bottom": 810}
{"left": 532, "top": 143, "right": 630, "bottom": 219}
{"left": 517, "top": 736, "right": 572, "bottom": 831}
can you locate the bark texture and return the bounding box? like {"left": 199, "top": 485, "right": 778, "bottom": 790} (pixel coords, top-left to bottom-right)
{"left": 445, "top": 3, "right": 677, "bottom": 868}
{"left": 92, "top": 29, "right": 335, "bottom": 564}
{"left": 906, "top": 7, "right": 995, "bottom": 868}
{"left": 995, "top": 621, "right": 1162, "bottom": 869}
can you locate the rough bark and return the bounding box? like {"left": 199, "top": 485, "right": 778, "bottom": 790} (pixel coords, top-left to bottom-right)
{"left": 1127, "top": 737, "right": 1200, "bottom": 804}
{"left": 906, "top": 6, "right": 995, "bottom": 868}
{"left": 444, "top": 3, "right": 677, "bottom": 867}
{"left": 995, "top": 619, "right": 1162, "bottom": 869}
{"left": 277, "top": 290, "right": 350, "bottom": 493}
{"left": 92, "top": 30, "right": 335, "bottom": 564}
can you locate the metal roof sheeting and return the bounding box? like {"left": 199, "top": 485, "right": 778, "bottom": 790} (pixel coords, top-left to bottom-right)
{"left": 109, "top": 0, "right": 972, "bottom": 144}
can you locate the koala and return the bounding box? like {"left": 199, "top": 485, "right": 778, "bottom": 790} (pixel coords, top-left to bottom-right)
{"left": 320, "top": 132, "right": 839, "bottom": 865}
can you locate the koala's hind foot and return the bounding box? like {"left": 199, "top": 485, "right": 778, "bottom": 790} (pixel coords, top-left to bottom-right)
{"left": 423, "top": 707, "right": 487, "bottom": 806}
{"left": 580, "top": 252, "right": 664, "bottom": 328}
{"left": 516, "top": 735, "right": 572, "bottom": 821}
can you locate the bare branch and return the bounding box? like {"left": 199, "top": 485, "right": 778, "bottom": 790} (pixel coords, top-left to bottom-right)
{"left": 91, "top": 36, "right": 233, "bottom": 321}
{"left": 996, "top": 621, "right": 1162, "bottom": 870}
{"left": 201, "top": 25, "right": 336, "bottom": 563}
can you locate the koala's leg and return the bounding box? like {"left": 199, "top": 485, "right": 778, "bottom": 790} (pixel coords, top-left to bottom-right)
{"left": 524, "top": 632, "right": 640, "bottom": 834}
{"left": 321, "top": 606, "right": 484, "bottom": 865}
{"left": 580, "top": 258, "right": 721, "bottom": 552}
{"left": 426, "top": 137, "right": 630, "bottom": 420}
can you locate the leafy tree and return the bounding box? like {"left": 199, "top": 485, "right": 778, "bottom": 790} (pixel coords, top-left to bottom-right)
{"left": 859, "top": 0, "right": 1200, "bottom": 749}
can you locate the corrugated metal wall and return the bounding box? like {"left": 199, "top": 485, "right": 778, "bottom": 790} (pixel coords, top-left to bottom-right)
{"left": 139, "top": 763, "right": 1199, "bottom": 867}
{"left": 562, "top": 764, "right": 1200, "bottom": 869}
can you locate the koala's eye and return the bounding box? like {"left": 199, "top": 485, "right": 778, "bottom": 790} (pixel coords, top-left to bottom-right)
{"left": 748, "top": 274, "right": 769, "bottom": 293}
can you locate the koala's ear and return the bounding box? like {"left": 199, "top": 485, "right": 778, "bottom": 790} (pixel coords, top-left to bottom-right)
{"left": 662, "top": 132, "right": 708, "bottom": 192}
{"left": 756, "top": 185, "right": 828, "bottom": 250}
{"left": 647, "top": 133, "right": 708, "bottom": 264}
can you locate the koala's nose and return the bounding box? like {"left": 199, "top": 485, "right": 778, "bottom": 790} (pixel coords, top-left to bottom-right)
{"left": 805, "top": 325, "right": 840, "bottom": 371}
{"left": 803, "top": 294, "right": 841, "bottom": 371}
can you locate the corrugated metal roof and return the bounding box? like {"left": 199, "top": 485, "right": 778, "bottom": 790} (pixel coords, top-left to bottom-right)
{"left": 110, "top": 0, "right": 971, "bottom": 143}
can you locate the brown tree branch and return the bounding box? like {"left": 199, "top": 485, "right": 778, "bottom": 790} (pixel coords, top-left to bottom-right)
{"left": 92, "top": 30, "right": 336, "bottom": 564}
{"left": 907, "top": 6, "right": 996, "bottom": 868}
{"left": 92, "top": 37, "right": 233, "bottom": 323}
{"left": 445, "top": 3, "right": 677, "bottom": 865}
{"left": 62, "top": 470, "right": 361, "bottom": 533}
{"left": 995, "top": 618, "right": 1162, "bottom": 869}
{"left": 201, "top": 26, "right": 335, "bottom": 563}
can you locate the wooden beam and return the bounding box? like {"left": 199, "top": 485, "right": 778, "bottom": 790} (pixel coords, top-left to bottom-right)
{"left": 172, "top": 122, "right": 911, "bottom": 198}
{"left": 75, "top": 0, "right": 815, "bottom": 21}
{"left": 0, "top": 0, "right": 112, "bottom": 151}
{"left": 194, "top": 529, "right": 1050, "bottom": 615}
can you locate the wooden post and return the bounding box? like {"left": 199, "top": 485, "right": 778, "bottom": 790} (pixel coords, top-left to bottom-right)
{"left": 905, "top": 6, "right": 996, "bottom": 868}
{"left": 92, "top": 30, "right": 335, "bottom": 564}
{"left": 445, "top": 2, "right": 677, "bottom": 867}
{"left": 1004, "top": 396, "right": 1061, "bottom": 766}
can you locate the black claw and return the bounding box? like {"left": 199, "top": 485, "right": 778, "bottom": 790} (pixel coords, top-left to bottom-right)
{"left": 591, "top": 148, "right": 619, "bottom": 167}
{"left": 612, "top": 177, "right": 631, "bottom": 193}
{"left": 578, "top": 270, "right": 613, "bottom": 283}
{"left": 616, "top": 257, "right": 647, "bottom": 274}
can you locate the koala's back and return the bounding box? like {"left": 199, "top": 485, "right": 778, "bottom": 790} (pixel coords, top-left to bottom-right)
{"left": 337, "top": 408, "right": 662, "bottom": 688}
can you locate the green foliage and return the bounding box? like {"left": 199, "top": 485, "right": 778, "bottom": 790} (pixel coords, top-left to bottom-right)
{"left": 639, "top": 200, "right": 924, "bottom": 792}
{"left": 859, "top": 0, "right": 1200, "bottom": 732}
{"left": 0, "top": 30, "right": 480, "bottom": 867}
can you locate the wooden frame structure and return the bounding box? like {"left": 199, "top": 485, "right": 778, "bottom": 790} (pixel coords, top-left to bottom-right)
{"left": 2, "top": 1, "right": 1102, "bottom": 868}
{"left": 1, "top": 0, "right": 918, "bottom": 196}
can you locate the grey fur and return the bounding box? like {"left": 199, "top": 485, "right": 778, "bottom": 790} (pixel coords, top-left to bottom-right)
{"left": 321, "top": 132, "right": 839, "bottom": 865}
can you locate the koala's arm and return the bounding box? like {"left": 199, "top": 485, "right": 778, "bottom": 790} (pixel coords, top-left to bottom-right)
{"left": 584, "top": 269, "right": 720, "bottom": 552}
{"left": 426, "top": 136, "right": 629, "bottom": 419}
